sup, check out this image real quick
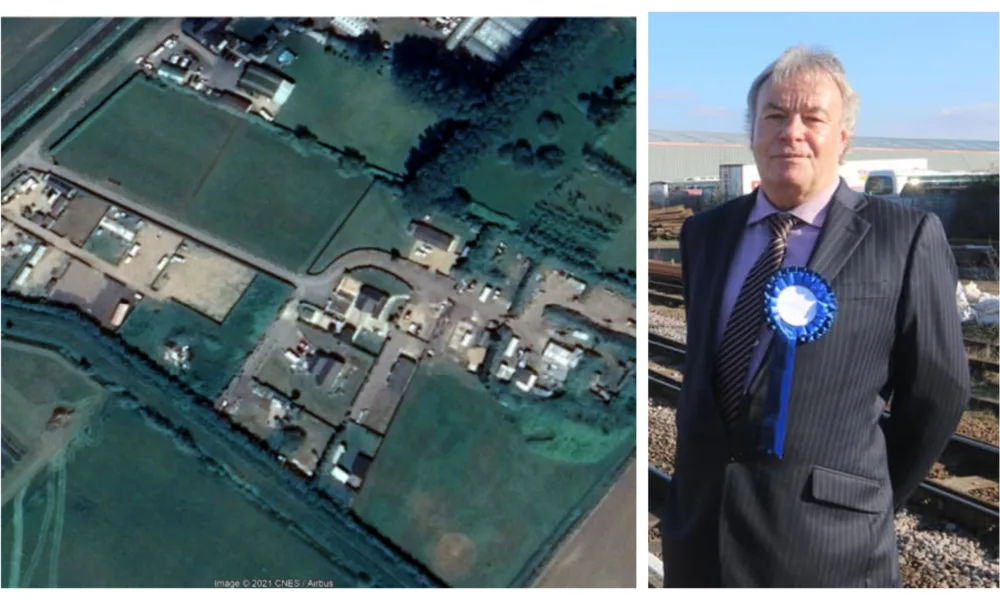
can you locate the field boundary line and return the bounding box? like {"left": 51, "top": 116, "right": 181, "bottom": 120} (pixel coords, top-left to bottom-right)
{"left": 304, "top": 178, "right": 378, "bottom": 275}
{"left": 183, "top": 118, "right": 244, "bottom": 214}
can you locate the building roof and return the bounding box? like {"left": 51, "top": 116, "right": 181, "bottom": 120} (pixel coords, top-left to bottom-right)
{"left": 409, "top": 220, "right": 454, "bottom": 251}
{"left": 386, "top": 355, "right": 417, "bottom": 393}
{"left": 355, "top": 284, "right": 389, "bottom": 317}
{"left": 308, "top": 352, "right": 344, "bottom": 386}
{"left": 238, "top": 64, "right": 294, "bottom": 104}
{"left": 649, "top": 130, "right": 1000, "bottom": 152}
{"left": 542, "top": 340, "right": 577, "bottom": 368}
{"left": 351, "top": 453, "right": 373, "bottom": 479}
{"left": 157, "top": 62, "right": 188, "bottom": 83}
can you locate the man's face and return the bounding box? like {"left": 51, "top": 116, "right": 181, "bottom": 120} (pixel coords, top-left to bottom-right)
{"left": 751, "top": 70, "right": 849, "bottom": 204}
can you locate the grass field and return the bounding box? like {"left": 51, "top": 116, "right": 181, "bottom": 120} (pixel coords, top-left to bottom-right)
{"left": 308, "top": 185, "right": 412, "bottom": 274}
{"left": 119, "top": 273, "right": 291, "bottom": 398}
{"left": 52, "top": 78, "right": 373, "bottom": 272}
{"left": 274, "top": 33, "right": 439, "bottom": 174}
{"left": 0, "top": 386, "right": 340, "bottom": 587}
{"left": 0, "top": 299, "right": 438, "bottom": 587}
{"left": 597, "top": 104, "right": 636, "bottom": 171}
{"left": 1, "top": 18, "right": 99, "bottom": 102}
{"left": 461, "top": 18, "right": 635, "bottom": 225}
{"left": 51, "top": 77, "right": 238, "bottom": 202}
{"left": 352, "top": 361, "right": 631, "bottom": 587}
{"left": 557, "top": 170, "right": 636, "bottom": 273}
{"left": 1, "top": 340, "right": 104, "bottom": 429}
{"left": 600, "top": 210, "right": 636, "bottom": 273}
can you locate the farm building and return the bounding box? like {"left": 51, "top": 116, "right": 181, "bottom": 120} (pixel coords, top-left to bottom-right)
{"left": 306, "top": 352, "right": 344, "bottom": 386}
{"left": 238, "top": 64, "right": 295, "bottom": 106}
{"left": 156, "top": 62, "right": 188, "bottom": 85}
{"left": 386, "top": 355, "right": 418, "bottom": 393}
{"left": 408, "top": 220, "right": 455, "bottom": 252}
{"left": 649, "top": 130, "right": 1000, "bottom": 184}
{"left": 355, "top": 285, "right": 389, "bottom": 317}
{"left": 330, "top": 17, "right": 371, "bottom": 37}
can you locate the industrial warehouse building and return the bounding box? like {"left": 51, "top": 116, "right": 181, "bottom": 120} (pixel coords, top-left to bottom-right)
{"left": 649, "top": 130, "right": 1000, "bottom": 185}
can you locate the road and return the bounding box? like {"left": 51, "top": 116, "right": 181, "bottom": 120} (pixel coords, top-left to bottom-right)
{"left": 1, "top": 18, "right": 180, "bottom": 181}
{"left": 532, "top": 460, "right": 637, "bottom": 588}
{"left": 1, "top": 18, "right": 118, "bottom": 121}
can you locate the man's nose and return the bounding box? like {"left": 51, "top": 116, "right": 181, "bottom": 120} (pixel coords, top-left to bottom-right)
{"left": 778, "top": 115, "right": 806, "bottom": 142}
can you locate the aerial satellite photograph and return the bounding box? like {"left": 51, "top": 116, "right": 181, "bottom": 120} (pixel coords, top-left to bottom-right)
{"left": 0, "top": 16, "right": 638, "bottom": 588}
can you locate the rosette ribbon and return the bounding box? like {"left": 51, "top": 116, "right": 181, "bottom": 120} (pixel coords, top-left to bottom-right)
{"left": 758, "top": 266, "right": 838, "bottom": 458}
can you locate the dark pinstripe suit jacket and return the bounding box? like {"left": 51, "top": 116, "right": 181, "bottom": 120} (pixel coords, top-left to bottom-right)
{"left": 660, "top": 180, "right": 970, "bottom": 587}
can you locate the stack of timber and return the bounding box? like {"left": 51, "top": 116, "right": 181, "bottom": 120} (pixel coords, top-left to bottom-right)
{"left": 649, "top": 205, "right": 694, "bottom": 239}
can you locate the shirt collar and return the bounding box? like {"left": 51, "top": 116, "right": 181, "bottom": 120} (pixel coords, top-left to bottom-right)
{"left": 748, "top": 178, "right": 840, "bottom": 229}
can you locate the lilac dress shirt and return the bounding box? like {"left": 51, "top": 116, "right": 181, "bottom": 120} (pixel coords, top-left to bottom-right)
{"left": 716, "top": 179, "right": 839, "bottom": 392}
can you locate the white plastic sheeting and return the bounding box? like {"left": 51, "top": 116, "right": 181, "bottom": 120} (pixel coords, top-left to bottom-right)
{"left": 956, "top": 281, "right": 999, "bottom": 325}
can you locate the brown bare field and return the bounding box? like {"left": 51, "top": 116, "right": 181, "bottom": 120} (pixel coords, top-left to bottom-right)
{"left": 51, "top": 194, "right": 108, "bottom": 245}
{"left": 117, "top": 223, "right": 182, "bottom": 287}
{"left": 534, "top": 461, "right": 637, "bottom": 588}
{"left": 153, "top": 241, "right": 254, "bottom": 321}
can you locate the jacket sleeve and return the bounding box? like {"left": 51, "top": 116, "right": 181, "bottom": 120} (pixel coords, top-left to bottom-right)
{"left": 884, "top": 213, "right": 970, "bottom": 510}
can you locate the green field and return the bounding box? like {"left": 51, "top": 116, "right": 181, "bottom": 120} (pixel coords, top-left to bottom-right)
{"left": 600, "top": 210, "right": 637, "bottom": 273}
{"left": 119, "top": 274, "right": 291, "bottom": 398}
{"left": 1, "top": 340, "right": 105, "bottom": 436}
{"left": 274, "top": 32, "right": 440, "bottom": 174}
{"left": 1, "top": 18, "right": 99, "bottom": 102}
{"left": 352, "top": 362, "right": 631, "bottom": 587}
{"left": 308, "top": 185, "right": 412, "bottom": 274}
{"left": 0, "top": 344, "right": 341, "bottom": 588}
{"left": 461, "top": 18, "right": 636, "bottom": 225}
{"left": 51, "top": 78, "right": 374, "bottom": 272}
{"left": 2, "top": 298, "right": 438, "bottom": 587}
{"left": 597, "top": 104, "right": 636, "bottom": 171}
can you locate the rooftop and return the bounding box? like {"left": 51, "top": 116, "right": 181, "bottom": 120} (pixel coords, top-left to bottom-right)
{"left": 409, "top": 220, "right": 455, "bottom": 251}
{"left": 649, "top": 130, "right": 1000, "bottom": 152}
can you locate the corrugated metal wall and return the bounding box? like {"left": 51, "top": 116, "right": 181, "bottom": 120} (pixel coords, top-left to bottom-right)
{"left": 649, "top": 145, "right": 1000, "bottom": 183}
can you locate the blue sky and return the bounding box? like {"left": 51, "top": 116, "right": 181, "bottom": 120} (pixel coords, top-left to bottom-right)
{"left": 649, "top": 12, "right": 1000, "bottom": 140}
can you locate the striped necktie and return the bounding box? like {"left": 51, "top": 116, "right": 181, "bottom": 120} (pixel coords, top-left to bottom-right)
{"left": 715, "top": 212, "right": 798, "bottom": 425}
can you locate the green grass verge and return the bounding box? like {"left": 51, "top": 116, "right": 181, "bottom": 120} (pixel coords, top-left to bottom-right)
{"left": 347, "top": 266, "right": 412, "bottom": 297}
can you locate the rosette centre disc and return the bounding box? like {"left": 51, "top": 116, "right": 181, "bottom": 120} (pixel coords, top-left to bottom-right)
{"left": 775, "top": 284, "right": 818, "bottom": 327}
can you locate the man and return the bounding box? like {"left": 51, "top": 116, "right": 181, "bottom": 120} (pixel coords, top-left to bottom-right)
{"left": 659, "top": 47, "right": 970, "bottom": 587}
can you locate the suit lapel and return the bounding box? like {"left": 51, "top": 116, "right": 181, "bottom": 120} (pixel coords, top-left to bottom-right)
{"left": 805, "top": 181, "right": 871, "bottom": 282}
{"left": 745, "top": 180, "right": 871, "bottom": 398}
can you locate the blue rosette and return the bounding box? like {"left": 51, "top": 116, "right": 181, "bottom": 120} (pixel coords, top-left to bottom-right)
{"left": 758, "top": 266, "right": 838, "bottom": 458}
